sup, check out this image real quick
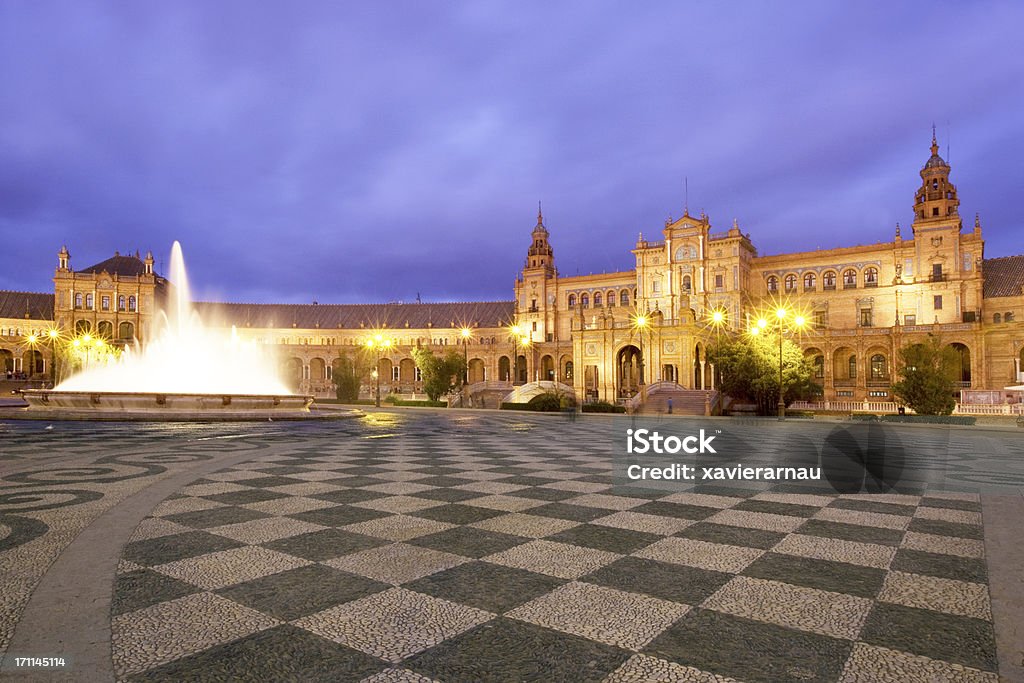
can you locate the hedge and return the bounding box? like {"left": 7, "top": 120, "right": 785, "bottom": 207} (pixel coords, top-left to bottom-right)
{"left": 582, "top": 401, "right": 626, "bottom": 413}
{"left": 852, "top": 413, "right": 976, "bottom": 425}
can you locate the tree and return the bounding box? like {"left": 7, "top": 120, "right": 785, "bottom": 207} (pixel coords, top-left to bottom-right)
{"left": 709, "top": 334, "right": 819, "bottom": 415}
{"left": 891, "top": 335, "right": 958, "bottom": 415}
{"left": 332, "top": 349, "right": 370, "bottom": 402}
{"left": 412, "top": 347, "right": 466, "bottom": 402}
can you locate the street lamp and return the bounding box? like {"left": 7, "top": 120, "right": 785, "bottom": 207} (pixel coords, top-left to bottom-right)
{"left": 47, "top": 329, "right": 60, "bottom": 386}
{"left": 460, "top": 327, "right": 471, "bottom": 405}
{"left": 634, "top": 314, "right": 649, "bottom": 392}
{"left": 365, "top": 333, "right": 393, "bottom": 407}
{"left": 767, "top": 307, "right": 808, "bottom": 420}
{"left": 509, "top": 323, "right": 522, "bottom": 384}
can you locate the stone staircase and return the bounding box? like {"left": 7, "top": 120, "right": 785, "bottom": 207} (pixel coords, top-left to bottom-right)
{"left": 639, "top": 387, "right": 717, "bottom": 415}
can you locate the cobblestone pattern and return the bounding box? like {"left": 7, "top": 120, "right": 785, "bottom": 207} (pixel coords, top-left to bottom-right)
{"left": 0, "top": 414, "right": 1004, "bottom": 681}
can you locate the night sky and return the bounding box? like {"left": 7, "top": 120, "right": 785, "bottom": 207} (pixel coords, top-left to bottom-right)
{"left": 2, "top": 2, "right": 1022, "bottom": 304}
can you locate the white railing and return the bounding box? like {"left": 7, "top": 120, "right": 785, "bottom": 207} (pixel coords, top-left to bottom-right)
{"left": 789, "top": 400, "right": 1024, "bottom": 416}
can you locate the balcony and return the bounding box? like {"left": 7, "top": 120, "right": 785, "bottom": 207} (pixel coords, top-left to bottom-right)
{"left": 864, "top": 280, "right": 878, "bottom": 288}
{"left": 930, "top": 273, "right": 946, "bottom": 282}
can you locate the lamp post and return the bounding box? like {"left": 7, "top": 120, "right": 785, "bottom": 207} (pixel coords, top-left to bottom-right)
{"left": 509, "top": 323, "right": 521, "bottom": 385}
{"left": 365, "top": 332, "right": 392, "bottom": 407}
{"left": 460, "top": 327, "right": 471, "bottom": 406}
{"left": 634, "top": 313, "right": 649, "bottom": 396}
{"left": 46, "top": 329, "right": 59, "bottom": 386}
{"left": 754, "top": 308, "right": 807, "bottom": 421}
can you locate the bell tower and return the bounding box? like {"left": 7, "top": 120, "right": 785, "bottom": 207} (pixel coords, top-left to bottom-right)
{"left": 515, "top": 203, "right": 558, "bottom": 348}
{"left": 524, "top": 203, "right": 555, "bottom": 276}
{"left": 912, "top": 126, "right": 960, "bottom": 230}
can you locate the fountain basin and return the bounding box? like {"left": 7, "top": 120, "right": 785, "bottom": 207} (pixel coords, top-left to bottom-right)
{"left": 14, "top": 389, "right": 338, "bottom": 421}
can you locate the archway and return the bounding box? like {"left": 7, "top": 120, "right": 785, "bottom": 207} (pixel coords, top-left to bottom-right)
{"left": 283, "top": 357, "right": 303, "bottom": 391}
{"left": 559, "top": 354, "right": 573, "bottom": 383}
{"left": 949, "top": 343, "right": 971, "bottom": 385}
{"left": 617, "top": 345, "right": 642, "bottom": 398}
{"left": 468, "top": 358, "right": 485, "bottom": 383}
{"left": 399, "top": 358, "right": 416, "bottom": 383}
{"left": 75, "top": 320, "right": 91, "bottom": 335}
{"left": 832, "top": 346, "right": 856, "bottom": 384}
{"left": 540, "top": 355, "right": 554, "bottom": 381}
{"left": 310, "top": 357, "right": 327, "bottom": 381}
{"left": 119, "top": 321, "right": 135, "bottom": 340}
{"left": 498, "top": 356, "right": 511, "bottom": 382}
{"left": 23, "top": 349, "right": 44, "bottom": 375}
{"left": 378, "top": 358, "right": 394, "bottom": 386}
{"left": 516, "top": 355, "right": 528, "bottom": 384}
{"left": 0, "top": 349, "right": 13, "bottom": 373}
{"left": 97, "top": 321, "right": 113, "bottom": 338}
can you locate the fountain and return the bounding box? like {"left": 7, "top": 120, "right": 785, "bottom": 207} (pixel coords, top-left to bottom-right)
{"left": 19, "top": 242, "right": 322, "bottom": 420}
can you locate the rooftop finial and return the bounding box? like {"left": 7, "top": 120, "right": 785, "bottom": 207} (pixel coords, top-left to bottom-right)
{"left": 930, "top": 124, "right": 939, "bottom": 156}
{"left": 684, "top": 177, "right": 689, "bottom": 216}
{"left": 537, "top": 200, "right": 543, "bottom": 226}
{"left": 895, "top": 222, "right": 901, "bottom": 238}
{"left": 975, "top": 213, "right": 981, "bottom": 229}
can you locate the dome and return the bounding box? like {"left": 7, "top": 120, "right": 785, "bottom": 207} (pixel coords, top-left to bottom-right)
{"left": 925, "top": 153, "right": 947, "bottom": 169}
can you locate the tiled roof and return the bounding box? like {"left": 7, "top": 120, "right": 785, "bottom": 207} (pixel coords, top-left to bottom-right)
{"left": 0, "top": 291, "right": 54, "bottom": 320}
{"left": 193, "top": 300, "right": 516, "bottom": 331}
{"left": 77, "top": 254, "right": 151, "bottom": 277}
{"left": 983, "top": 256, "right": 1024, "bottom": 298}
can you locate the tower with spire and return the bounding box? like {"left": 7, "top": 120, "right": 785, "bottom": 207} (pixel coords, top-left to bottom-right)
{"left": 912, "top": 125, "right": 960, "bottom": 229}
{"left": 515, "top": 203, "right": 559, "bottom": 352}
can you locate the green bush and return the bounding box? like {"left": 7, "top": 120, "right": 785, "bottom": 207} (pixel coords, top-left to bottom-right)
{"left": 383, "top": 394, "right": 400, "bottom": 404}
{"left": 582, "top": 401, "right": 625, "bottom": 413}
{"left": 880, "top": 414, "right": 975, "bottom": 426}
{"left": 527, "top": 393, "right": 564, "bottom": 412}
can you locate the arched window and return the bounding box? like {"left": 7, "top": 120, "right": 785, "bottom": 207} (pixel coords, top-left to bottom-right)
{"left": 607, "top": 291, "right": 616, "bottom": 307}
{"left": 620, "top": 290, "right": 629, "bottom": 306}
{"left": 1006, "top": 312, "right": 1015, "bottom": 322}
{"left": 682, "top": 275, "right": 692, "bottom": 292}
{"left": 581, "top": 294, "right": 589, "bottom": 308}
{"left": 118, "top": 295, "right": 126, "bottom": 311}
{"left": 843, "top": 269, "right": 857, "bottom": 288}
{"left": 822, "top": 271, "right": 837, "bottom": 290}
{"left": 593, "top": 292, "right": 602, "bottom": 307}
{"left": 864, "top": 267, "right": 879, "bottom": 287}
{"left": 870, "top": 354, "right": 887, "bottom": 380}
{"left": 803, "top": 273, "right": 816, "bottom": 291}
{"left": 74, "top": 293, "right": 83, "bottom": 309}
{"left": 85, "top": 293, "right": 94, "bottom": 309}
{"left": 848, "top": 355, "right": 857, "bottom": 379}
{"left": 993, "top": 313, "right": 1001, "bottom": 323}
{"left": 128, "top": 296, "right": 137, "bottom": 312}
{"left": 568, "top": 294, "right": 576, "bottom": 308}
{"left": 767, "top": 276, "right": 778, "bottom": 292}
{"left": 784, "top": 274, "right": 797, "bottom": 292}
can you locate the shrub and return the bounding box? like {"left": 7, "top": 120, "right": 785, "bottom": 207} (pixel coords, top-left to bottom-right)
{"left": 582, "top": 401, "right": 625, "bottom": 413}
{"left": 880, "top": 414, "right": 975, "bottom": 426}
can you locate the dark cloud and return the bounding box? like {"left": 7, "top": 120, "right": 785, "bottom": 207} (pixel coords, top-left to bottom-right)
{"left": 2, "top": 2, "right": 1022, "bottom": 302}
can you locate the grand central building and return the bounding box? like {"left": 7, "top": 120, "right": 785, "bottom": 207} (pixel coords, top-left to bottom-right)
{"left": 2, "top": 134, "right": 1023, "bottom": 410}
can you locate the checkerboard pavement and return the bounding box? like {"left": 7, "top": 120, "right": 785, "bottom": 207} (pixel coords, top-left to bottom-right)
{"left": 111, "top": 425, "right": 999, "bottom": 683}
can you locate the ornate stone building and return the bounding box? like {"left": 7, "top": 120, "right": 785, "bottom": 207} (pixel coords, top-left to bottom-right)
{"left": 1, "top": 133, "right": 1022, "bottom": 407}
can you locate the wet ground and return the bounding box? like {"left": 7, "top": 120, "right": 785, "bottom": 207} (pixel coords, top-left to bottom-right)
{"left": 0, "top": 411, "right": 1021, "bottom": 682}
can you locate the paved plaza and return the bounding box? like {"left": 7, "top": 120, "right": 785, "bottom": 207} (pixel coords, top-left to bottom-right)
{"left": 0, "top": 411, "right": 1022, "bottom": 682}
